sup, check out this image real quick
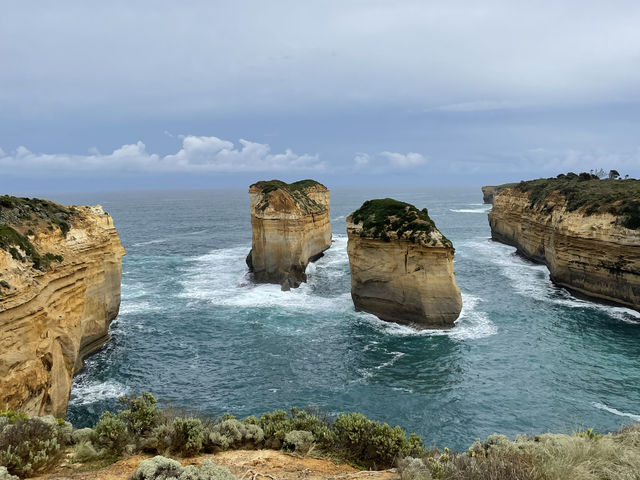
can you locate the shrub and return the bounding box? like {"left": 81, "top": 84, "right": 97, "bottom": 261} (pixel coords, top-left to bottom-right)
{"left": 130, "top": 456, "right": 236, "bottom": 480}
{"left": 72, "top": 427, "right": 95, "bottom": 445}
{"left": 143, "top": 423, "right": 174, "bottom": 454}
{"left": 94, "top": 411, "right": 129, "bottom": 454}
{"left": 72, "top": 441, "right": 101, "bottom": 463}
{"left": 255, "top": 408, "right": 334, "bottom": 450}
{"left": 171, "top": 417, "right": 205, "bottom": 457}
{"left": 332, "top": 412, "right": 416, "bottom": 469}
{"left": 0, "top": 417, "right": 64, "bottom": 477}
{"left": 130, "top": 455, "right": 183, "bottom": 480}
{"left": 206, "top": 419, "right": 264, "bottom": 452}
{"left": 0, "top": 466, "right": 19, "bottom": 480}
{"left": 0, "top": 411, "right": 28, "bottom": 424}
{"left": 118, "top": 392, "right": 160, "bottom": 437}
{"left": 284, "top": 430, "right": 314, "bottom": 455}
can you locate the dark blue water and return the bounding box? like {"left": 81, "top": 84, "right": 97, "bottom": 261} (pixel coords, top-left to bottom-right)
{"left": 50, "top": 186, "right": 640, "bottom": 450}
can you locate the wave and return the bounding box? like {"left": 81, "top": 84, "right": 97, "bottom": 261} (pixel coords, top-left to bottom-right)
{"left": 460, "top": 238, "right": 640, "bottom": 324}
{"left": 69, "top": 380, "right": 129, "bottom": 406}
{"left": 332, "top": 215, "right": 346, "bottom": 221}
{"left": 179, "top": 235, "right": 353, "bottom": 313}
{"left": 131, "top": 238, "right": 171, "bottom": 247}
{"left": 359, "top": 293, "right": 497, "bottom": 341}
{"left": 592, "top": 402, "right": 640, "bottom": 422}
{"left": 450, "top": 207, "right": 491, "bottom": 213}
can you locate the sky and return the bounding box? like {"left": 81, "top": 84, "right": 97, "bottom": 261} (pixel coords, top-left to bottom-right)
{"left": 1, "top": 0, "right": 640, "bottom": 194}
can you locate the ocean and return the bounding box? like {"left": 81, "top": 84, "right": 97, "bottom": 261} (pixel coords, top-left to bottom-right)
{"left": 48, "top": 185, "right": 640, "bottom": 450}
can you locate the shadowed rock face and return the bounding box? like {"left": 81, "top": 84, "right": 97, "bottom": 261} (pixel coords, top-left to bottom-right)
{"left": 482, "top": 186, "right": 499, "bottom": 204}
{"left": 346, "top": 198, "right": 462, "bottom": 329}
{"left": 0, "top": 197, "right": 125, "bottom": 417}
{"left": 489, "top": 187, "right": 640, "bottom": 311}
{"left": 246, "top": 180, "right": 331, "bottom": 290}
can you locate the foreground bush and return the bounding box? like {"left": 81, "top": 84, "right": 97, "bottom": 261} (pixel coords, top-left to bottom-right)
{"left": 332, "top": 412, "right": 423, "bottom": 469}
{"left": 397, "top": 426, "right": 640, "bottom": 480}
{"left": 171, "top": 417, "right": 205, "bottom": 457}
{"left": 206, "top": 418, "right": 264, "bottom": 452}
{"left": 0, "top": 415, "right": 67, "bottom": 478}
{"left": 130, "top": 455, "right": 236, "bottom": 480}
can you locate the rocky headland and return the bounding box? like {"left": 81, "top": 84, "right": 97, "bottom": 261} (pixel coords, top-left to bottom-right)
{"left": 488, "top": 174, "right": 640, "bottom": 310}
{"left": 0, "top": 195, "right": 125, "bottom": 417}
{"left": 346, "top": 198, "right": 462, "bottom": 328}
{"left": 481, "top": 185, "right": 498, "bottom": 204}
{"left": 246, "top": 180, "right": 331, "bottom": 290}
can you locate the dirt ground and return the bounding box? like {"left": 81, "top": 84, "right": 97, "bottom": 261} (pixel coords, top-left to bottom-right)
{"left": 34, "top": 449, "right": 400, "bottom": 480}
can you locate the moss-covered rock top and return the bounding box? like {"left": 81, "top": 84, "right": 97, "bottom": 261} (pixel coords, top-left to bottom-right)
{"left": 0, "top": 195, "right": 75, "bottom": 271}
{"left": 250, "top": 179, "right": 328, "bottom": 214}
{"left": 499, "top": 173, "right": 640, "bottom": 229}
{"left": 349, "top": 198, "right": 452, "bottom": 248}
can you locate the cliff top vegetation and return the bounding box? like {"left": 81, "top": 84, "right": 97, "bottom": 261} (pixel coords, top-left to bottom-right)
{"left": 500, "top": 173, "right": 640, "bottom": 229}
{"left": 350, "top": 198, "right": 452, "bottom": 248}
{"left": 250, "top": 179, "right": 328, "bottom": 214}
{"left": 0, "top": 195, "right": 71, "bottom": 271}
{"left": 0, "top": 195, "right": 76, "bottom": 235}
{"left": 3, "top": 393, "right": 640, "bottom": 480}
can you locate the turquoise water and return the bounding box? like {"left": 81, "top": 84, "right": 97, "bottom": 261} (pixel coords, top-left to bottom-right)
{"left": 52, "top": 186, "right": 640, "bottom": 450}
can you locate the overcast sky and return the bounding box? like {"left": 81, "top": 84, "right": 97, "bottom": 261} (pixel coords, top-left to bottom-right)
{"left": 2, "top": 1, "right": 640, "bottom": 193}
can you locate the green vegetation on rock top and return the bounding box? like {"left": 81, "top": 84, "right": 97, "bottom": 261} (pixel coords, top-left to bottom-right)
{"left": 0, "top": 195, "right": 75, "bottom": 235}
{"left": 502, "top": 173, "right": 640, "bottom": 229}
{"left": 250, "top": 179, "right": 326, "bottom": 194}
{"left": 0, "top": 195, "right": 71, "bottom": 271}
{"left": 250, "top": 179, "right": 328, "bottom": 214}
{"left": 350, "top": 198, "right": 451, "bottom": 248}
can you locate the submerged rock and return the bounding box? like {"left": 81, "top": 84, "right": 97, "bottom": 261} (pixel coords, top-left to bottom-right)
{"left": 246, "top": 180, "right": 331, "bottom": 290}
{"left": 346, "top": 198, "right": 462, "bottom": 328}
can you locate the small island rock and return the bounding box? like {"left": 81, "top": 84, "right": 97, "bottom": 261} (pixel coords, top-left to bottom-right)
{"left": 247, "top": 180, "right": 332, "bottom": 289}
{"left": 346, "top": 198, "right": 462, "bottom": 328}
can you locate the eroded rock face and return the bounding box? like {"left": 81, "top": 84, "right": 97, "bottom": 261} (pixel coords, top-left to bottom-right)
{"left": 489, "top": 188, "right": 640, "bottom": 310}
{"left": 246, "top": 180, "right": 331, "bottom": 289}
{"left": 0, "top": 198, "right": 125, "bottom": 417}
{"left": 346, "top": 199, "right": 462, "bottom": 328}
{"left": 482, "top": 186, "right": 499, "bottom": 204}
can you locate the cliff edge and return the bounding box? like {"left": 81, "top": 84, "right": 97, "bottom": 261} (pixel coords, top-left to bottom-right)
{"left": 0, "top": 195, "right": 125, "bottom": 417}
{"left": 346, "top": 198, "right": 462, "bottom": 328}
{"left": 246, "top": 180, "right": 331, "bottom": 290}
{"left": 488, "top": 174, "right": 640, "bottom": 310}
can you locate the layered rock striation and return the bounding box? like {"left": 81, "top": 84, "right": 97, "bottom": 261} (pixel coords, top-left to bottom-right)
{"left": 488, "top": 175, "right": 640, "bottom": 310}
{"left": 246, "top": 180, "right": 332, "bottom": 290}
{"left": 346, "top": 198, "right": 462, "bottom": 328}
{"left": 0, "top": 195, "right": 125, "bottom": 417}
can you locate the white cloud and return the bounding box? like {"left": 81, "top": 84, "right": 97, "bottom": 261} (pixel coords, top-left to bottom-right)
{"left": 0, "top": 136, "right": 324, "bottom": 175}
{"left": 379, "top": 151, "right": 425, "bottom": 168}
{"left": 353, "top": 151, "right": 426, "bottom": 173}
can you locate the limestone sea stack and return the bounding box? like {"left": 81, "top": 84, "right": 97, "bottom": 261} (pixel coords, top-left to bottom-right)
{"left": 0, "top": 195, "right": 125, "bottom": 417}
{"left": 488, "top": 174, "right": 640, "bottom": 310}
{"left": 246, "top": 180, "right": 331, "bottom": 290}
{"left": 346, "top": 198, "right": 462, "bottom": 328}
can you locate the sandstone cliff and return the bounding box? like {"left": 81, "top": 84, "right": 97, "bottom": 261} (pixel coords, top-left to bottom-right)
{"left": 346, "top": 199, "right": 462, "bottom": 328}
{"left": 488, "top": 177, "right": 640, "bottom": 310}
{"left": 246, "top": 180, "right": 331, "bottom": 290}
{"left": 0, "top": 195, "right": 125, "bottom": 417}
{"left": 482, "top": 186, "right": 498, "bottom": 204}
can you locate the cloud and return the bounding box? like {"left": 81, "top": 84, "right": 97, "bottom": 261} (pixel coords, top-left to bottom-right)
{"left": 0, "top": 136, "right": 324, "bottom": 175}
{"left": 353, "top": 151, "right": 426, "bottom": 173}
